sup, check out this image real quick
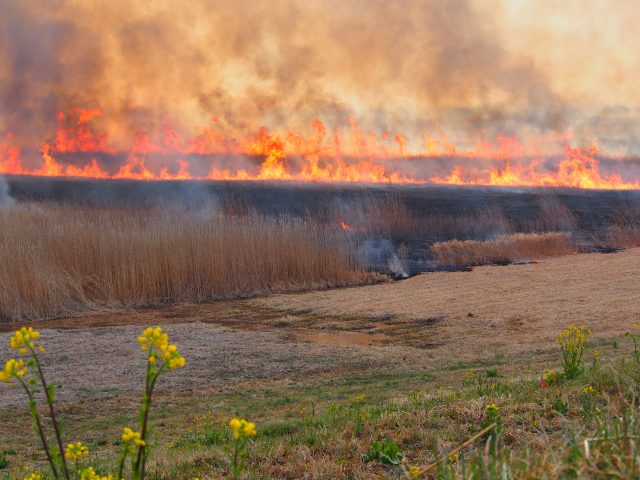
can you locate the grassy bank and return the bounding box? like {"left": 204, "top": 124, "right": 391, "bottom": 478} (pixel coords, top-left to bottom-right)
{"left": 0, "top": 321, "right": 638, "bottom": 479}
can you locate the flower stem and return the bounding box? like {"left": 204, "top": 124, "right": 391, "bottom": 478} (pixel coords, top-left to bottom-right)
{"left": 31, "top": 348, "right": 70, "bottom": 480}
{"left": 18, "top": 377, "right": 60, "bottom": 480}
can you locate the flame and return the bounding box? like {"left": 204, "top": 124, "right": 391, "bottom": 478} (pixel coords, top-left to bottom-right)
{"left": 339, "top": 218, "right": 352, "bottom": 231}
{"left": 0, "top": 108, "right": 639, "bottom": 189}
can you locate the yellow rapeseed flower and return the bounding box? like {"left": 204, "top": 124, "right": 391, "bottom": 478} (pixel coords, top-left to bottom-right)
{"left": 485, "top": 403, "right": 499, "bottom": 414}
{"left": 408, "top": 465, "right": 421, "bottom": 477}
{"left": 0, "top": 358, "right": 28, "bottom": 384}
{"left": 485, "top": 403, "right": 500, "bottom": 421}
{"left": 242, "top": 421, "right": 256, "bottom": 437}
{"left": 229, "top": 417, "right": 257, "bottom": 440}
{"left": 10, "top": 327, "right": 40, "bottom": 351}
{"left": 121, "top": 427, "right": 145, "bottom": 450}
{"left": 557, "top": 326, "right": 591, "bottom": 349}
{"left": 78, "top": 467, "right": 112, "bottom": 480}
{"left": 137, "top": 327, "right": 168, "bottom": 352}
{"left": 65, "top": 441, "right": 89, "bottom": 461}
{"left": 137, "top": 327, "right": 185, "bottom": 369}
{"left": 22, "top": 473, "right": 44, "bottom": 480}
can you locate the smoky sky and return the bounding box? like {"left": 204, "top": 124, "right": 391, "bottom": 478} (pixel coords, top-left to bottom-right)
{"left": 0, "top": 0, "right": 637, "bottom": 152}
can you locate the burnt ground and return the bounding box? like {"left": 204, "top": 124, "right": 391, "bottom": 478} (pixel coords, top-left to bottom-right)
{"left": 5, "top": 175, "right": 640, "bottom": 275}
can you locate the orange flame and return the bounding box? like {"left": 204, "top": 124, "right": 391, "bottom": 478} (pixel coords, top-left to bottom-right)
{"left": 339, "top": 218, "right": 352, "bottom": 231}
{"left": 1, "top": 108, "right": 639, "bottom": 190}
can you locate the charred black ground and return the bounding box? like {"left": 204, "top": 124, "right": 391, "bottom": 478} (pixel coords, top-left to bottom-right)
{"left": 5, "top": 175, "right": 640, "bottom": 276}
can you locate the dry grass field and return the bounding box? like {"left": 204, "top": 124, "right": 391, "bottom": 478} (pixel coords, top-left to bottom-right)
{"left": 1, "top": 189, "right": 640, "bottom": 479}
{"left": 430, "top": 232, "right": 575, "bottom": 267}
{"left": 259, "top": 248, "right": 640, "bottom": 335}
{"left": 0, "top": 203, "right": 372, "bottom": 322}
{"left": 0, "top": 249, "right": 639, "bottom": 478}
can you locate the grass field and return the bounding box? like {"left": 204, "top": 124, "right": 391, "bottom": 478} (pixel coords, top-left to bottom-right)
{"left": 0, "top": 249, "right": 639, "bottom": 479}
{"left": 0, "top": 203, "right": 372, "bottom": 322}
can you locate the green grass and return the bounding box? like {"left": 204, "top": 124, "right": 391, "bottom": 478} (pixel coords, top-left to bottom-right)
{"left": 2, "top": 338, "right": 640, "bottom": 479}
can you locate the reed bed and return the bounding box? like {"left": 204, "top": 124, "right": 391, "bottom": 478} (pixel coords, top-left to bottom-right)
{"left": 431, "top": 232, "right": 576, "bottom": 267}
{"left": 605, "top": 226, "right": 640, "bottom": 249}
{"left": 0, "top": 203, "right": 371, "bottom": 322}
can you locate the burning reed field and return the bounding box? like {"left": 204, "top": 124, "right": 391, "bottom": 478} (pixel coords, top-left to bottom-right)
{"left": 2, "top": 1, "right": 640, "bottom": 479}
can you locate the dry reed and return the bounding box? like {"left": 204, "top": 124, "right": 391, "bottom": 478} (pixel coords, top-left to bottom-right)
{"left": 431, "top": 232, "right": 576, "bottom": 267}
{"left": 0, "top": 203, "right": 371, "bottom": 322}
{"left": 605, "top": 226, "right": 640, "bottom": 249}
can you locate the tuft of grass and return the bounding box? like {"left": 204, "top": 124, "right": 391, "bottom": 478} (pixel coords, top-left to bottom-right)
{"left": 432, "top": 232, "right": 576, "bottom": 267}
{"left": 605, "top": 225, "right": 640, "bottom": 249}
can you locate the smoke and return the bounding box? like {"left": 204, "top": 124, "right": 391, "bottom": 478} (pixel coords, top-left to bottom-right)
{"left": 0, "top": 0, "right": 569, "bottom": 148}
{"left": 0, "top": 175, "right": 14, "bottom": 207}
{"left": 360, "top": 238, "right": 409, "bottom": 279}
{"left": 1, "top": 0, "right": 639, "bottom": 156}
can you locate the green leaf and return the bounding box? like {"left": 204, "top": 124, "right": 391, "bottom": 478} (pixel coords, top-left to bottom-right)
{"left": 47, "top": 383, "right": 56, "bottom": 402}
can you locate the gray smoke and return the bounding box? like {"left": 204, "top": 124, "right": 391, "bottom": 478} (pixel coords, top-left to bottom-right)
{"left": 0, "top": 0, "right": 567, "bottom": 149}
{"left": 0, "top": 176, "right": 14, "bottom": 207}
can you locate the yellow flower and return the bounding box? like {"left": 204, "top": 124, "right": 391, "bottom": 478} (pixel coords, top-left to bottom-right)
{"left": 557, "top": 325, "right": 591, "bottom": 351}
{"left": 138, "top": 327, "right": 169, "bottom": 352}
{"left": 448, "top": 452, "right": 459, "bottom": 463}
{"left": 229, "top": 418, "right": 257, "bottom": 440}
{"left": 634, "top": 322, "right": 638, "bottom": 330}
{"left": 485, "top": 403, "right": 499, "bottom": 413}
{"left": 137, "top": 327, "right": 185, "bottom": 369}
{"left": 10, "top": 327, "right": 40, "bottom": 351}
{"left": 22, "top": 473, "right": 44, "bottom": 480}
{"left": 78, "top": 467, "right": 112, "bottom": 480}
{"left": 0, "top": 358, "right": 28, "bottom": 383}
{"left": 65, "top": 441, "right": 89, "bottom": 460}
{"left": 168, "top": 355, "right": 185, "bottom": 370}
{"left": 485, "top": 403, "right": 500, "bottom": 421}
{"left": 121, "top": 427, "right": 145, "bottom": 449}
{"left": 582, "top": 385, "right": 599, "bottom": 395}
{"left": 243, "top": 421, "right": 256, "bottom": 437}
{"left": 408, "top": 465, "right": 421, "bottom": 477}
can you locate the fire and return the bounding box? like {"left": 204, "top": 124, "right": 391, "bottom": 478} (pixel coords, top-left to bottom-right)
{"left": 1, "top": 108, "right": 639, "bottom": 190}
{"left": 339, "top": 218, "right": 352, "bottom": 231}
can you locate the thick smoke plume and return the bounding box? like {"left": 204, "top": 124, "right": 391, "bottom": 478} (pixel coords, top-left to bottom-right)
{"left": 0, "top": 0, "right": 639, "bottom": 156}
{"left": 0, "top": 2, "right": 601, "bottom": 145}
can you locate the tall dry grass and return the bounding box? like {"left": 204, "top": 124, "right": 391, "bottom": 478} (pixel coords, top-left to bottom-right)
{"left": 604, "top": 202, "right": 640, "bottom": 249}
{"left": 431, "top": 232, "right": 576, "bottom": 267}
{"left": 0, "top": 203, "right": 371, "bottom": 322}
{"left": 605, "top": 226, "right": 640, "bottom": 249}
